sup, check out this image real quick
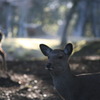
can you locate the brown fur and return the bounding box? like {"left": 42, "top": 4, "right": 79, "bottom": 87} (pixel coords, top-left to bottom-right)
{"left": 40, "top": 43, "right": 100, "bottom": 100}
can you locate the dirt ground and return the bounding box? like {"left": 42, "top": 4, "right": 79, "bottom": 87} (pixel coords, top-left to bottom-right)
{"left": 0, "top": 57, "right": 100, "bottom": 100}
{"left": 0, "top": 40, "right": 100, "bottom": 100}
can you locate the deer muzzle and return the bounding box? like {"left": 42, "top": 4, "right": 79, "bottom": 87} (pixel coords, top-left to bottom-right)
{"left": 45, "top": 63, "right": 54, "bottom": 71}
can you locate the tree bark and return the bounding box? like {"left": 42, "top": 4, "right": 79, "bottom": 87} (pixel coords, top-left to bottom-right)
{"left": 91, "top": 0, "right": 100, "bottom": 37}
{"left": 60, "top": 0, "right": 78, "bottom": 47}
{"left": 4, "top": 2, "right": 12, "bottom": 37}
{"left": 73, "top": 0, "right": 89, "bottom": 37}
{"left": 17, "top": 6, "right": 28, "bottom": 37}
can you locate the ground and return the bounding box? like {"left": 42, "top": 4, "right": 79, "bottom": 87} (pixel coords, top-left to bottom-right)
{"left": 0, "top": 60, "right": 61, "bottom": 100}
{"left": 0, "top": 38, "right": 100, "bottom": 100}
{"left": 0, "top": 58, "right": 100, "bottom": 100}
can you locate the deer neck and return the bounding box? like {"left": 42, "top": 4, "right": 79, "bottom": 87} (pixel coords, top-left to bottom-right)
{"left": 51, "top": 64, "right": 78, "bottom": 99}
{"left": 51, "top": 64, "right": 74, "bottom": 80}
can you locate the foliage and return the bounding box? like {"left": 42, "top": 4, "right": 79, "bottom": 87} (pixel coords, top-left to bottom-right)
{"left": 0, "top": 0, "right": 70, "bottom": 37}
{"left": 73, "top": 41, "right": 100, "bottom": 56}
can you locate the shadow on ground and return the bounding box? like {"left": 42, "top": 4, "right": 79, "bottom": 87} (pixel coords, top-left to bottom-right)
{"left": 0, "top": 57, "right": 100, "bottom": 100}
{"left": 0, "top": 39, "right": 100, "bottom": 100}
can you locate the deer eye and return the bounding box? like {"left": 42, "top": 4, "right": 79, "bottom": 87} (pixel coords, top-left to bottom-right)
{"left": 58, "top": 55, "right": 63, "bottom": 59}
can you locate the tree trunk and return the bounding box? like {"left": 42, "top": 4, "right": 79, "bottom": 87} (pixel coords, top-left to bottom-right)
{"left": 17, "top": 7, "right": 28, "bottom": 37}
{"left": 4, "top": 3, "right": 12, "bottom": 37}
{"left": 60, "top": 0, "right": 78, "bottom": 47}
{"left": 91, "top": 0, "right": 100, "bottom": 37}
{"left": 73, "top": 0, "right": 89, "bottom": 37}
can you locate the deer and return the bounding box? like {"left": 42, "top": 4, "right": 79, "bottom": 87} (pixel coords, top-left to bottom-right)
{"left": 40, "top": 43, "right": 100, "bottom": 100}
{"left": 0, "top": 31, "right": 7, "bottom": 77}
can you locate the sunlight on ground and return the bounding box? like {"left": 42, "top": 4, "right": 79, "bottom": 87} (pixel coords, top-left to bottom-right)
{"left": 2, "top": 37, "right": 100, "bottom": 60}
{"left": 3, "top": 36, "right": 100, "bottom": 50}
{"left": 3, "top": 38, "right": 60, "bottom": 50}
{"left": 2, "top": 38, "right": 60, "bottom": 60}
{"left": 17, "top": 38, "right": 60, "bottom": 50}
{"left": 85, "top": 56, "right": 100, "bottom": 60}
{"left": 73, "top": 40, "right": 87, "bottom": 53}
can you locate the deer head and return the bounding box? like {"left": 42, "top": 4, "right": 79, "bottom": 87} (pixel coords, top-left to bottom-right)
{"left": 40, "top": 43, "right": 73, "bottom": 75}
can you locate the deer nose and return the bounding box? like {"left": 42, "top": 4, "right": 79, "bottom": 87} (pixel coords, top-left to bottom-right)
{"left": 45, "top": 63, "right": 53, "bottom": 71}
{"left": 46, "top": 63, "right": 51, "bottom": 68}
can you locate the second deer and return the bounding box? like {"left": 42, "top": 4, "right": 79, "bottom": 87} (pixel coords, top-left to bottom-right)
{"left": 40, "top": 43, "right": 100, "bottom": 100}
{"left": 0, "top": 32, "right": 7, "bottom": 76}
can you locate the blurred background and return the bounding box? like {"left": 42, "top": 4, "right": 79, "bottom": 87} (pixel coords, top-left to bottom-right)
{"left": 0, "top": 0, "right": 100, "bottom": 100}
{"left": 0, "top": 0, "right": 100, "bottom": 60}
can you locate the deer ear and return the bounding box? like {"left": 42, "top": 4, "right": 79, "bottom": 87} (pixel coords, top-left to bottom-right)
{"left": 40, "top": 44, "right": 52, "bottom": 56}
{"left": 64, "top": 43, "right": 73, "bottom": 55}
